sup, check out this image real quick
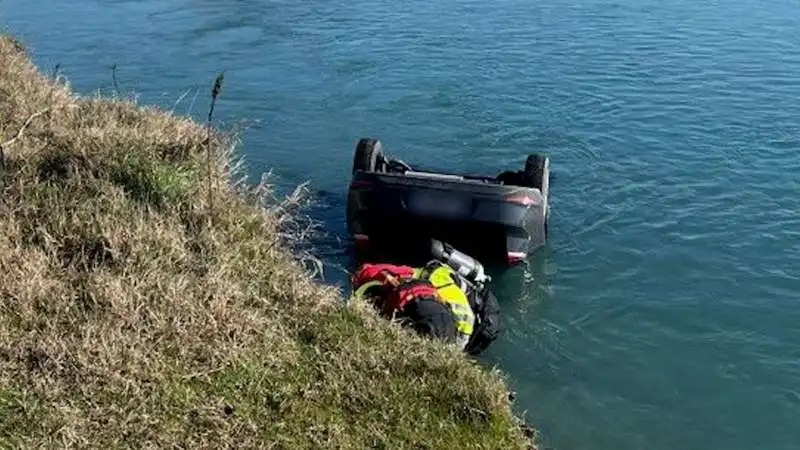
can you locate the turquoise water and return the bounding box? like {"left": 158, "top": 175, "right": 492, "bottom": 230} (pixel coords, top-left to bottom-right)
{"left": 4, "top": 1, "right": 800, "bottom": 448}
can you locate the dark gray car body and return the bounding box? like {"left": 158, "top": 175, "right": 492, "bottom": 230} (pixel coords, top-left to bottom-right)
{"left": 346, "top": 161, "right": 550, "bottom": 265}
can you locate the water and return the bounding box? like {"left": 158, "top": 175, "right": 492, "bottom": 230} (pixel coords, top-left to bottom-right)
{"left": 3, "top": 1, "right": 800, "bottom": 448}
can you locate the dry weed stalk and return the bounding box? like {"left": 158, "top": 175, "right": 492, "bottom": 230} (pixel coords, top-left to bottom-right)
{"left": 206, "top": 72, "right": 224, "bottom": 224}
{"left": 0, "top": 108, "right": 49, "bottom": 169}
{"left": 110, "top": 63, "right": 119, "bottom": 97}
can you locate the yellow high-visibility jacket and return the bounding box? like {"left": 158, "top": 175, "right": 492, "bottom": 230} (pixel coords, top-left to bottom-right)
{"left": 414, "top": 263, "right": 476, "bottom": 349}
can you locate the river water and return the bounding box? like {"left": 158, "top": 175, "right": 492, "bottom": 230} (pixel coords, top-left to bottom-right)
{"left": 3, "top": 1, "right": 800, "bottom": 449}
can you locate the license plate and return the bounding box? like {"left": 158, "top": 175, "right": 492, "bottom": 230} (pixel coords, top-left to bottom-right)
{"left": 408, "top": 192, "right": 470, "bottom": 218}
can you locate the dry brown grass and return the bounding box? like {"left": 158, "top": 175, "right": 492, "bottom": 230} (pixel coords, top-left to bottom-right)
{"left": 0, "top": 36, "right": 535, "bottom": 449}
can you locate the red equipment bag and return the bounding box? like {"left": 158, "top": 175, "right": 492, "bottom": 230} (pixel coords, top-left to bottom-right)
{"left": 352, "top": 263, "right": 415, "bottom": 288}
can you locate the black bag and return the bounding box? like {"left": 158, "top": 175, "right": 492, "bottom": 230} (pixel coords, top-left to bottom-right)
{"left": 464, "top": 286, "right": 501, "bottom": 356}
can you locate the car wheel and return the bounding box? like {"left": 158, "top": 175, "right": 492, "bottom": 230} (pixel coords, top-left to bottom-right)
{"left": 353, "top": 138, "right": 385, "bottom": 174}
{"left": 522, "top": 153, "right": 547, "bottom": 190}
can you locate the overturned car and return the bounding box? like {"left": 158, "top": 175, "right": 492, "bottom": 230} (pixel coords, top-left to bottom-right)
{"left": 346, "top": 137, "right": 551, "bottom": 265}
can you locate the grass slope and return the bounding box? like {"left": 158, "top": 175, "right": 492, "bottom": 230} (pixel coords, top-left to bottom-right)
{"left": 0, "top": 36, "right": 535, "bottom": 449}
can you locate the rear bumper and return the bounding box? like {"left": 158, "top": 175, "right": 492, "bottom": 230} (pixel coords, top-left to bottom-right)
{"left": 346, "top": 173, "right": 547, "bottom": 264}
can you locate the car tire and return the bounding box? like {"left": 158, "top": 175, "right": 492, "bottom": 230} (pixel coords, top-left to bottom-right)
{"left": 353, "top": 138, "right": 384, "bottom": 174}
{"left": 522, "top": 153, "right": 547, "bottom": 190}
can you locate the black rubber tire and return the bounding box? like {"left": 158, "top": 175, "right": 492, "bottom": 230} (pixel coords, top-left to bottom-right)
{"left": 353, "top": 138, "right": 384, "bottom": 174}
{"left": 522, "top": 153, "right": 547, "bottom": 190}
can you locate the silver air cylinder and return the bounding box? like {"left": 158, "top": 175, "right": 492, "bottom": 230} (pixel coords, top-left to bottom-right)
{"left": 430, "top": 239, "right": 488, "bottom": 284}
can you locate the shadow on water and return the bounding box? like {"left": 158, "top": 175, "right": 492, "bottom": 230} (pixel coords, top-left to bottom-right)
{"left": 479, "top": 248, "right": 569, "bottom": 354}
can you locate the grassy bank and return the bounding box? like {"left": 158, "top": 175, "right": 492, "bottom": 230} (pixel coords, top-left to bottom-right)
{"left": 0, "top": 36, "right": 534, "bottom": 449}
